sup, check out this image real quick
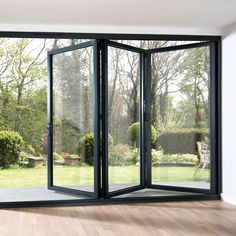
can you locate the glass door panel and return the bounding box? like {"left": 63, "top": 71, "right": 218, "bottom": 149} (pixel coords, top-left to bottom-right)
{"left": 48, "top": 41, "right": 99, "bottom": 198}
{"left": 149, "top": 44, "right": 212, "bottom": 191}
{"left": 106, "top": 41, "right": 144, "bottom": 196}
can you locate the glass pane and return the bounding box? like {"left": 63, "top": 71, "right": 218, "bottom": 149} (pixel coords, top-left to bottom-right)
{"left": 52, "top": 46, "right": 94, "bottom": 192}
{"left": 107, "top": 46, "right": 140, "bottom": 192}
{"left": 151, "top": 46, "right": 211, "bottom": 189}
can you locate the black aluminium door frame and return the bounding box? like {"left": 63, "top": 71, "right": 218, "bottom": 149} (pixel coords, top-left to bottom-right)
{"left": 0, "top": 31, "right": 221, "bottom": 208}
{"left": 47, "top": 40, "right": 101, "bottom": 198}
{"left": 144, "top": 41, "right": 219, "bottom": 195}
{"left": 102, "top": 40, "right": 147, "bottom": 197}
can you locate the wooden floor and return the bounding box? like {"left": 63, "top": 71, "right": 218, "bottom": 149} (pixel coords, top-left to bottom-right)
{"left": 0, "top": 200, "right": 236, "bottom": 236}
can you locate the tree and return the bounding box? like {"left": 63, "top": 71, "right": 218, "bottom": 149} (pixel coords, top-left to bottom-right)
{"left": 179, "top": 47, "right": 210, "bottom": 127}
{"left": 150, "top": 44, "right": 185, "bottom": 132}
{"left": 0, "top": 39, "right": 47, "bottom": 153}
{"left": 52, "top": 39, "right": 94, "bottom": 153}
{"left": 107, "top": 40, "right": 188, "bottom": 143}
{"left": 8, "top": 39, "right": 46, "bottom": 131}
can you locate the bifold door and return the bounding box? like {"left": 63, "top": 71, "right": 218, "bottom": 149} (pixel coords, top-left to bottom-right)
{"left": 145, "top": 42, "right": 217, "bottom": 195}
{"left": 48, "top": 40, "right": 218, "bottom": 199}
{"left": 103, "top": 41, "right": 146, "bottom": 197}
{"left": 47, "top": 40, "right": 100, "bottom": 198}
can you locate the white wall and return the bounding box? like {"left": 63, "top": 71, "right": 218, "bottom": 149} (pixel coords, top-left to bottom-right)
{"left": 222, "top": 23, "right": 236, "bottom": 205}
{"left": 0, "top": 23, "right": 221, "bottom": 36}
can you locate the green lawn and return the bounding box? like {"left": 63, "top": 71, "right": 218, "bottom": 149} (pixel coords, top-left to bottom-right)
{"left": 0, "top": 166, "right": 209, "bottom": 188}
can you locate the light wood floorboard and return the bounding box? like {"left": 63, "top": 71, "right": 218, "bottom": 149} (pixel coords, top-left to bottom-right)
{"left": 0, "top": 200, "right": 235, "bottom": 236}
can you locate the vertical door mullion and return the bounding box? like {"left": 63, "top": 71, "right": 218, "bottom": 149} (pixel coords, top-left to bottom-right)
{"left": 47, "top": 52, "right": 53, "bottom": 188}
{"left": 140, "top": 52, "right": 146, "bottom": 187}
{"left": 93, "top": 40, "right": 101, "bottom": 198}
{"left": 210, "top": 42, "right": 217, "bottom": 194}
{"left": 101, "top": 40, "right": 109, "bottom": 197}
{"left": 104, "top": 41, "right": 109, "bottom": 197}
{"left": 145, "top": 52, "right": 152, "bottom": 186}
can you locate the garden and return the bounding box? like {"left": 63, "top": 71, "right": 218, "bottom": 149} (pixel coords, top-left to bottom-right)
{"left": 0, "top": 124, "right": 209, "bottom": 188}
{"left": 0, "top": 38, "right": 210, "bottom": 189}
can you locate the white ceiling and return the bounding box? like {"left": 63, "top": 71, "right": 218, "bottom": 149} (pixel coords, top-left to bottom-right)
{"left": 0, "top": 0, "right": 236, "bottom": 34}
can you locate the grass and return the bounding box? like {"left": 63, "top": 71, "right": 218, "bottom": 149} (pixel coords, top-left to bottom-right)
{"left": 0, "top": 165, "right": 209, "bottom": 188}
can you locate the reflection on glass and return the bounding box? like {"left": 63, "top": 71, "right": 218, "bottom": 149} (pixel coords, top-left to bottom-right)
{"left": 151, "top": 46, "right": 211, "bottom": 189}
{"left": 107, "top": 46, "right": 140, "bottom": 192}
{"left": 53, "top": 46, "right": 94, "bottom": 192}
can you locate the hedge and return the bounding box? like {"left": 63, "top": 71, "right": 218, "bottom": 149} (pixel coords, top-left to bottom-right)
{"left": 156, "top": 128, "right": 209, "bottom": 155}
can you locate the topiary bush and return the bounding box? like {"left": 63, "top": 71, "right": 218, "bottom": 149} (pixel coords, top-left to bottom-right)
{"left": 156, "top": 128, "right": 209, "bottom": 155}
{"left": 127, "top": 122, "right": 157, "bottom": 147}
{"left": 77, "top": 132, "right": 113, "bottom": 165}
{"left": 0, "top": 131, "right": 24, "bottom": 168}
{"left": 109, "top": 144, "right": 137, "bottom": 166}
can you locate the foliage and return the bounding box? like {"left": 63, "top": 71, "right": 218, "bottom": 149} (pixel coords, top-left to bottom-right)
{"left": 53, "top": 152, "right": 63, "bottom": 161}
{"left": 0, "top": 38, "right": 211, "bottom": 169}
{"left": 151, "top": 148, "right": 164, "bottom": 163}
{"left": 19, "top": 152, "right": 30, "bottom": 163}
{"left": 0, "top": 38, "right": 47, "bottom": 155}
{"left": 204, "top": 136, "right": 210, "bottom": 148}
{"left": 151, "top": 149, "right": 198, "bottom": 163}
{"left": 0, "top": 131, "right": 24, "bottom": 168}
{"left": 42, "top": 131, "right": 48, "bottom": 155}
{"left": 128, "top": 122, "right": 157, "bottom": 146}
{"left": 153, "top": 96, "right": 187, "bottom": 134}
{"left": 77, "top": 132, "right": 94, "bottom": 165}
{"left": 111, "top": 144, "right": 131, "bottom": 155}
{"left": 77, "top": 132, "right": 113, "bottom": 165}
{"left": 156, "top": 128, "right": 209, "bottom": 156}
{"left": 23, "top": 144, "right": 36, "bottom": 155}
{"left": 109, "top": 144, "right": 137, "bottom": 166}
{"left": 179, "top": 47, "right": 210, "bottom": 128}
{"left": 22, "top": 87, "right": 47, "bottom": 155}
{"left": 52, "top": 119, "right": 81, "bottom": 155}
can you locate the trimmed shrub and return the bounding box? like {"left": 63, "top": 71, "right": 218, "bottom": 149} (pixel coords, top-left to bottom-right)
{"left": 0, "top": 131, "right": 24, "bottom": 168}
{"left": 156, "top": 128, "right": 209, "bottom": 155}
{"left": 77, "top": 132, "right": 113, "bottom": 165}
{"left": 128, "top": 122, "right": 157, "bottom": 146}
{"left": 109, "top": 144, "right": 137, "bottom": 166}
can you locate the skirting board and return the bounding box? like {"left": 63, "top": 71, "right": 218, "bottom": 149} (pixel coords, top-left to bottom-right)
{"left": 222, "top": 194, "right": 236, "bottom": 206}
